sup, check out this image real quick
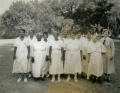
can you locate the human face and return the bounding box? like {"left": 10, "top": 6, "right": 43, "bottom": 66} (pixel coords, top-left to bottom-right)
{"left": 64, "top": 24, "right": 71, "bottom": 31}
{"left": 64, "top": 32, "right": 67, "bottom": 38}
{"left": 71, "top": 33, "right": 76, "bottom": 40}
{"left": 74, "top": 25, "right": 79, "bottom": 31}
{"left": 54, "top": 34, "right": 59, "bottom": 40}
{"left": 43, "top": 34, "right": 48, "bottom": 40}
{"left": 29, "top": 30, "right": 34, "bottom": 36}
{"left": 104, "top": 30, "right": 108, "bottom": 37}
{"left": 19, "top": 30, "right": 25, "bottom": 37}
{"left": 77, "top": 32, "right": 81, "bottom": 39}
{"left": 92, "top": 36, "right": 97, "bottom": 43}
{"left": 87, "top": 32, "right": 91, "bottom": 39}
{"left": 97, "top": 34, "right": 101, "bottom": 40}
{"left": 67, "top": 34, "right": 70, "bottom": 39}
{"left": 36, "top": 35, "right": 42, "bottom": 41}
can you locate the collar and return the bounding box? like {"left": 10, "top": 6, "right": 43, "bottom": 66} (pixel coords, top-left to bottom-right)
{"left": 103, "top": 37, "right": 109, "bottom": 40}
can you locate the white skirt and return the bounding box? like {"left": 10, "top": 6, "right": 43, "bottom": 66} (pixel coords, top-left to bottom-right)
{"left": 64, "top": 50, "right": 82, "bottom": 74}
{"left": 12, "top": 55, "right": 28, "bottom": 73}
{"left": 87, "top": 52, "right": 103, "bottom": 78}
{"left": 49, "top": 50, "right": 63, "bottom": 74}
{"left": 32, "top": 50, "right": 46, "bottom": 78}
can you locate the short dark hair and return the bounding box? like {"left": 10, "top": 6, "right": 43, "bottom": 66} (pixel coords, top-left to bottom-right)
{"left": 77, "top": 31, "right": 81, "bottom": 34}
{"left": 43, "top": 32, "right": 48, "bottom": 37}
{"left": 30, "top": 30, "right": 34, "bottom": 33}
{"left": 21, "top": 29, "right": 26, "bottom": 33}
{"left": 86, "top": 30, "right": 91, "bottom": 34}
{"left": 71, "top": 31, "right": 76, "bottom": 35}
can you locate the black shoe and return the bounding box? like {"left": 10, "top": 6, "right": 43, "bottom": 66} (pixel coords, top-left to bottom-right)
{"left": 81, "top": 73, "right": 84, "bottom": 78}
{"left": 107, "top": 78, "right": 111, "bottom": 83}
{"left": 41, "top": 77, "right": 45, "bottom": 81}
{"left": 92, "top": 76, "right": 96, "bottom": 83}
{"left": 34, "top": 78, "right": 39, "bottom": 82}
{"left": 98, "top": 77, "right": 102, "bottom": 84}
{"left": 104, "top": 78, "right": 107, "bottom": 81}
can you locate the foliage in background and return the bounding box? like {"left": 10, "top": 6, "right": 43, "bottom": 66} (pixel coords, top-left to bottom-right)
{"left": 0, "top": 0, "right": 119, "bottom": 39}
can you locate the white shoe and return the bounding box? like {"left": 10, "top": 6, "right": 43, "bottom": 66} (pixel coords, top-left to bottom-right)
{"left": 66, "top": 78, "right": 71, "bottom": 82}
{"left": 17, "top": 78, "right": 22, "bottom": 82}
{"left": 29, "top": 74, "right": 31, "bottom": 77}
{"left": 74, "top": 78, "right": 78, "bottom": 82}
{"left": 58, "top": 79, "right": 61, "bottom": 82}
{"left": 51, "top": 78, "right": 55, "bottom": 82}
{"left": 24, "top": 78, "right": 27, "bottom": 82}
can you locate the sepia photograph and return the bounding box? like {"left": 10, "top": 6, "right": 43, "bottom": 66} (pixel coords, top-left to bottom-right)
{"left": 0, "top": 0, "right": 120, "bottom": 93}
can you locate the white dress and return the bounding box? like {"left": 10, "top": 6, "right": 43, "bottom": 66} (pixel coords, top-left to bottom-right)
{"left": 12, "top": 37, "right": 29, "bottom": 73}
{"left": 42, "top": 40, "right": 50, "bottom": 75}
{"left": 49, "top": 40, "right": 64, "bottom": 75}
{"left": 63, "top": 38, "right": 71, "bottom": 67}
{"left": 64, "top": 39, "right": 82, "bottom": 74}
{"left": 82, "top": 39, "right": 93, "bottom": 74}
{"left": 87, "top": 42, "right": 106, "bottom": 78}
{"left": 31, "top": 40, "right": 47, "bottom": 78}
{"left": 27, "top": 36, "right": 37, "bottom": 73}
{"left": 75, "top": 38, "right": 84, "bottom": 54}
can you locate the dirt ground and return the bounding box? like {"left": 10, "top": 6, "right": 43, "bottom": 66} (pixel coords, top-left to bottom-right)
{"left": 0, "top": 40, "right": 120, "bottom": 93}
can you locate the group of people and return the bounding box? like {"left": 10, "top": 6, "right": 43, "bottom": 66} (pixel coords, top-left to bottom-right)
{"left": 12, "top": 28, "right": 115, "bottom": 84}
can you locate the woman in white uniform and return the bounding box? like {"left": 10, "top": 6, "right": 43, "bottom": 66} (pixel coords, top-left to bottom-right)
{"left": 87, "top": 35, "right": 106, "bottom": 84}
{"left": 13, "top": 29, "right": 30, "bottom": 82}
{"left": 76, "top": 31, "right": 83, "bottom": 62}
{"left": 49, "top": 31, "right": 64, "bottom": 82}
{"left": 42, "top": 32, "right": 50, "bottom": 79}
{"left": 31, "top": 33, "right": 47, "bottom": 81}
{"left": 27, "top": 30, "right": 37, "bottom": 77}
{"left": 64, "top": 32, "right": 82, "bottom": 82}
{"left": 82, "top": 31, "right": 93, "bottom": 78}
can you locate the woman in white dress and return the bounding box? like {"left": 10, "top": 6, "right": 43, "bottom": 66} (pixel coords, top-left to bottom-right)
{"left": 82, "top": 31, "right": 93, "bottom": 78}
{"left": 42, "top": 32, "right": 50, "bottom": 78}
{"left": 13, "top": 29, "right": 30, "bottom": 82}
{"left": 87, "top": 35, "right": 106, "bottom": 84}
{"left": 64, "top": 32, "right": 82, "bottom": 82}
{"left": 27, "top": 30, "right": 37, "bottom": 77}
{"left": 76, "top": 31, "right": 83, "bottom": 62}
{"left": 31, "top": 33, "right": 47, "bottom": 81}
{"left": 49, "top": 32, "right": 64, "bottom": 82}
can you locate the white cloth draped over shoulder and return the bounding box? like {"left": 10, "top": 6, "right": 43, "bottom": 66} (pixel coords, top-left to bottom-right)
{"left": 31, "top": 40, "right": 47, "bottom": 78}
{"left": 87, "top": 42, "right": 106, "bottom": 79}
{"left": 64, "top": 39, "right": 82, "bottom": 74}
{"left": 49, "top": 40, "right": 64, "bottom": 74}
{"left": 12, "top": 37, "right": 30, "bottom": 73}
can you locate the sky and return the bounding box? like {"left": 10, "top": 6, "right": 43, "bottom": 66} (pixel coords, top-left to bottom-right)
{"left": 0, "top": 0, "right": 43, "bottom": 15}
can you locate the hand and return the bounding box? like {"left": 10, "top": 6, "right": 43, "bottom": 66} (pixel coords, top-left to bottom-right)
{"left": 46, "top": 55, "right": 49, "bottom": 61}
{"left": 83, "top": 55, "right": 86, "bottom": 60}
{"left": 13, "top": 56, "right": 16, "bottom": 60}
{"left": 27, "top": 55, "right": 30, "bottom": 59}
{"left": 48, "top": 56, "right": 52, "bottom": 65}
{"left": 31, "top": 57, "right": 34, "bottom": 63}
{"left": 61, "top": 56, "right": 63, "bottom": 61}
{"left": 110, "top": 56, "right": 114, "bottom": 60}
